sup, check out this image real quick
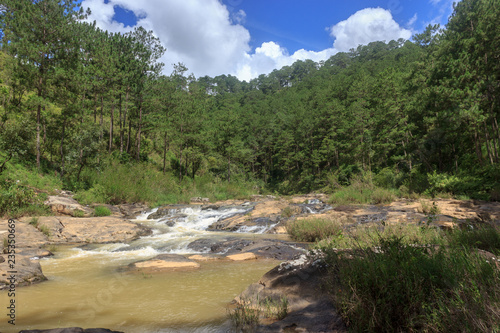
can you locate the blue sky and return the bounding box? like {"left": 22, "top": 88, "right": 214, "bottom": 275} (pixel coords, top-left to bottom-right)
{"left": 81, "top": 0, "right": 457, "bottom": 81}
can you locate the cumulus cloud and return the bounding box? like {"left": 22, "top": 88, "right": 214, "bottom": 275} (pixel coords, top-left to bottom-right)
{"left": 80, "top": 1, "right": 412, "bottom": 81}
{"left": 329, "top": 8, "right": 412, "bottom": 52}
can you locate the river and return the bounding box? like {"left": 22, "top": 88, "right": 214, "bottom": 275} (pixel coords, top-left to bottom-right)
{"left": 0, "top": 205, "right": 288, "bottom": 332}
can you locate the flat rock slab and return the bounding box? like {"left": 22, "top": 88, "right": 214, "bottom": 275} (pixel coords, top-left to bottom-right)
{"left": 128, "top": 254, "right": 200, "bottom": 272}
{"left": 226, "top": 252, "right": 257, "bottom": 261}
{"left": 0, "top": 254, "right": 46, "bottom": 289}
{"left": 19, "top": 216, "right": 151, "bottom": 244}
{"left": 44, "top": 196, "right": 94, "bottom": 217}
{"left": 19, "top": 329, "right": 123, "bottom": 333}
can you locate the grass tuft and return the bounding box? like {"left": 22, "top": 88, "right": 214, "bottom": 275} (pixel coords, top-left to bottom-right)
{"left": 287, "top": 218, "right": 344, "bottom": 243}
{"left": 94, "top": 205, "right": 111, "bottom": 217}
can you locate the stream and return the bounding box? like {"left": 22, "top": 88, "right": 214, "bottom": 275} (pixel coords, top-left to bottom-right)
{"left": 0, "top": 205, "right": 289, "bottom": 332}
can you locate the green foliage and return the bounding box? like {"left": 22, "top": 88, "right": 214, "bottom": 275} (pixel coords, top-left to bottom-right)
{"left": 447, "top": 223, "right": 500, "bottom": 256}
{"left": 287, "top": 218, "right": 344, "bottom": 243}
{"left": 0, "top": 0, "right": 498, "bottom": 202}
{"left": 76, "top": 159, "right": 259, "bottom": 206}
{"left": 227, "top": 298, "right": 261, "bottom": 331}
{"left": 93, "top": 205, "right": 111, "bottom": 217}
{"left": 260, "top": 295, "right": 289, "bottom": 320}
{"left": 322, "top": 236, "right": 500, "bottom": 332}
{"left": 0, "top": 178, "right": 49, "bottom": 217}
{"left": 74, "top": 184, "right": 109, "bottom": 205}
{"left": 329, "top": 175, "right": 396, "bottom": 205}
{"left": 72, "top": 210, "right": 85, "bottom": 217}
{"left": 315, "top": 223, "right": 443, "bottom": 250}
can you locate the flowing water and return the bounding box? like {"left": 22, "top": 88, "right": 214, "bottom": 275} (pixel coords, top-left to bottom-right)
{"left": 0, "top": 205, "right": 287, "bottom": 332}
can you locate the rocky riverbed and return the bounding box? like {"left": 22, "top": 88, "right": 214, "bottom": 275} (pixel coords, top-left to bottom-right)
{"left": 1, "top": 193, "right": 499, "bottom": 332}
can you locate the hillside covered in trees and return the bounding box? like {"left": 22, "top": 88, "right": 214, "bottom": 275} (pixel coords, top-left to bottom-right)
{"left": 0, "top": 0, "right": 499, "bottom": 212}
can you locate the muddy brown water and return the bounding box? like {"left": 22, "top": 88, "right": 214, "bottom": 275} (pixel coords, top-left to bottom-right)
{"left": 0, "top": 205, "right": 286, "bottom": 332}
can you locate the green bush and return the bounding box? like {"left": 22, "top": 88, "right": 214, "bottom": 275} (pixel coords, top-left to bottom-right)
{"left": 447, "top": 223, "right": 500, "bottom": 255}
{"left": 322, "top": 236, "right": 500, "bottom": 332}
{"left": 94, "top": 205, "right": 111, "bottom": 217}
{"left": 287, "top": 218, "right": 344, "bottom": 242}
{"left": 0, "top": 178, "right": 50, "bottom": 217}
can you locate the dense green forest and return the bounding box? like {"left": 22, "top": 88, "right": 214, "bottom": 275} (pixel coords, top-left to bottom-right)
{"left": 0, "top": 0, "right": 499, "bottom": 212}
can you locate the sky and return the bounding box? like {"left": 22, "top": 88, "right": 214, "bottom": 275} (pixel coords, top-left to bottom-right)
{"left": 79, "top": 0, "right": 458, "bottom": 81}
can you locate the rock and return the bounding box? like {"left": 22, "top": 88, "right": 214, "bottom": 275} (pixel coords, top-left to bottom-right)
{"left": 187, "top": 238, "right": 308, "bottom": 260}
{"left": 235, "top": 253, "right": 347, "bottom": 332}
{"left": 117, "top": 203, "right": 150, "bottom": 219}
{"left": 128, "top": 254, "right": 200, "bottom": 272}
{"left": 0, "top": 255, "right": 47, "bottom": 289}
{"left": 19, "top": 328, "right": 123, "bottom": 333}
{"left": 190, "top": 197, "right": 210, "bottom": 203}
{"left": 147, "top": 205, "right": 191, "bottom": 219}
{"left": 0, "top": 255, "right": 4, "bottom": 263}
{"left": 44, "top": 196, "right": 94, "bottom": 217}
{"left": 226, "top": 252, "right": 257, "bottom": 261}
{"left": 18, "top": 216, "right": 152, "bottom": 244}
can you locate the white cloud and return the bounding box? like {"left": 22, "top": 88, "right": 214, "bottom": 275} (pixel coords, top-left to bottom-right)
{"left": 408, "top": 13, "right": 418, "bottom": 28}
{"left": 81, "top": 2, "right": 412, "bottom": 81}
{"left": 329, "top": 8, "right": 412, "bottom": 52}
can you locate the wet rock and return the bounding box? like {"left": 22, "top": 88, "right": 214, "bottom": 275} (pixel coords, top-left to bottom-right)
{"left": 44, "top": 196, "right": 93, "bottom": 217}
{"left": 187, "top": 238, "right": 308, "bottom": 260}
{"left": 0, "top": 255, "right": 47, "bottom": 289}
{"left": 147, "top": 205, "right": 192, "bottom": 219}
{"left": 19, "top": 329, "right": 123, "bottom": 333}
{"left": 128, "top": 254, "right": 200, "bottom": 271}
{"left": 202, "top": 204, "right": 220, "bottom": 210}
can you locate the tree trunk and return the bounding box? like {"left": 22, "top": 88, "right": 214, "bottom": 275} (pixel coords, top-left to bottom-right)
{"left": 100, "top": 95, "right": 104, "bottom": 142}
{"left": 119, "top": 93, "right": 123, "bottom": 153}
{"left": 109, "top": 98, "right": 114, "bottom": 153}
{"left": 60, "top": 117, "right": 66, "bottom": 177}
{"left": 163, "top": 131, "right": 167, "bottom": 173}
{"left": 136, "top": 95, "right": 143, "bottom": 161}
{"left": 36, "top": 103, "right": 41, "bottom": 169}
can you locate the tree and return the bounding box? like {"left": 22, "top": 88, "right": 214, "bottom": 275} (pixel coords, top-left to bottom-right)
{"left": 1, "top": 0, "right": 87, "bottom": 169}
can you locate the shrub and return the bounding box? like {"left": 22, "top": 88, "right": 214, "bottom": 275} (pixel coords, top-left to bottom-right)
{"left": 29, "top": 217, "right": 39, "bottom": 227}
{"left": 94, "top": 205, "right": 111, "bottom": 217}
{"left": 287, "top": 218, "right": 344, "bottom": 242}
{"left": 322, "top": 236, "right": 500, "bottom": 332}
{"left": 0, "top": 178, "right": 49, "bottom": 217}
{"left": 448, "top": 223, "right": 500, "bottom": 255}
{"left": 72, "top": 210, "right": 85, "bottom": 217}
{"left": 227, "top": 297, "right": 261, "bottom": 331}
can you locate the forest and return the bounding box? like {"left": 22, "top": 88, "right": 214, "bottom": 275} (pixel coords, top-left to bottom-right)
{"left": 0, "top": 0, "right": 499, "bottom": 213}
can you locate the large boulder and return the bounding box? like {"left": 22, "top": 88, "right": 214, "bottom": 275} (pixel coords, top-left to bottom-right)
{"left": 0, "top": 254, "right": 47, "bottom": 289}
{"left": 235, "top": 253, "right": 347, "bottom": 332}
{"left": 44, "top": 196, "right": 93, "bottom": 217}
{"left": 19, "top": 216, "right": 152, "bottom": 244}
